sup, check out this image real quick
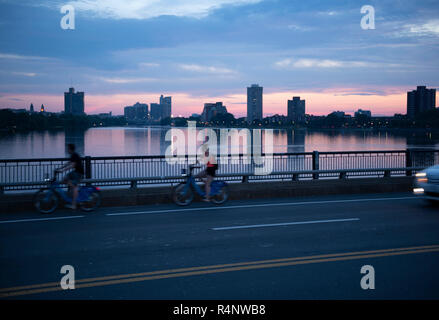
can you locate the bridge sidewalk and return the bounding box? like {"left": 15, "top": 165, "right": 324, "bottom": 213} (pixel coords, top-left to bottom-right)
{"left": 0, "top": 177, "right": 415, "bottom": 213}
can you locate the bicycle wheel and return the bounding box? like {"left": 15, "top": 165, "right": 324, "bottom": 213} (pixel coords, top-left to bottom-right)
{"left": 172, "top": 183, "right": 194, "bottom": 206}
{"left": 33, "top": 189, "right": 59, "bottom": 214}
{"left": 210, "top": 184, "right": 229, "bottom": 205}
{"left": 79, "top": 190, "right": 101, "bottom": 212}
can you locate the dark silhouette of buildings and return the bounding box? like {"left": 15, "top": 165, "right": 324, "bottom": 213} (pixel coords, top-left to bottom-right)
{"left": 29, "top": 103, "right": 34, "bottom": 113}
{"left": 160, "top": 95, "right": 172, "bottom": 119}
{"left": 40, "top": 104, "right": 45, "bottom": 113}
{"left": 355, "top": 109, "right": 371, "bottom": 117}
{"left": 150, "top": 103, "right": 161, "bottom": 121}
{"left": 124, "top": 102, "right": 148, "bottom": 122}
{"left": 407, "top": 86, "right": 436, "bottom": 118}
{"left": 247, "top": 84, "right": 263, "bottom": 123}
{"left": 64, "top": 87, "right": 85, "bottom": 115}
{"left": 287, "top": 97, "right": 306, "bottom": 123}
{"left": 201, "top": 102, "right": 228, "bottom": 122}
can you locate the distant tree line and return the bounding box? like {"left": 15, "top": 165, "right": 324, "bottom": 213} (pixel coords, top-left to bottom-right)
{"left": 2, "top": 108, "right": 439, "bottom": 132}
{"left": 0, "top": 109, "right": 126, "bottom": 132}
{"left": 163, "top": 109, "right": 439, "bottom": 130}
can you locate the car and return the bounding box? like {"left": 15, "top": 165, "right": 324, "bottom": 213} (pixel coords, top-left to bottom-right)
{"left": 414, "top": 165, "right": 439, "bottom": 202}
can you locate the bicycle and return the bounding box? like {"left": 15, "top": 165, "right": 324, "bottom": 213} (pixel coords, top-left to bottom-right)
{"left": 33, "top": 171, "right": 102, "bottom": 214}
{"left": 172, "top": 165, "right": 229, "bottom": 206}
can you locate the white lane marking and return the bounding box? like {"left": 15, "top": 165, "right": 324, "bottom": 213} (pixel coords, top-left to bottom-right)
{"left": 106, "top": 196, "right": 416, "bottom": 217}
{"left": 212, "top": 218, "right": 360, "bottom": 231}
{"left": 0, "top": 216, "right": 85, "bottom": 224}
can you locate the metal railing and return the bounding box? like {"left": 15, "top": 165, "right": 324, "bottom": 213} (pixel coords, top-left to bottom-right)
{"left": 1, "top": 149, "right": 438, "bottom": 193}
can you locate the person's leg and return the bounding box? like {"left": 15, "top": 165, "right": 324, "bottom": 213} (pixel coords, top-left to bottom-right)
{"left": 64, "top": 180, "right": 76, "bottom": 209}
{"left": 71, "top": 184, "right": 78, "bottom": 209}
{"left": 71, "top": 173, "right": 82, "bottom": 209}
{"left": 65, "top": 172, "right": 79, "bottom": 209}
{"left": 196, "top": 170, "right": 207, "bottom": 185}
{"left": 205, "top": 175, "right": 213, "bottom": 200}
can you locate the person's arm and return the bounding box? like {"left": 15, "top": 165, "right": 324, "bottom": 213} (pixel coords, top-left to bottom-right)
{"left": 57, "top": 161, "right": 74, "bottom": 172}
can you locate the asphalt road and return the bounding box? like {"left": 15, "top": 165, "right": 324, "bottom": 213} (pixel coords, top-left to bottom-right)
{"left": 1, "top": 192, "right": 439, "bottom": 299}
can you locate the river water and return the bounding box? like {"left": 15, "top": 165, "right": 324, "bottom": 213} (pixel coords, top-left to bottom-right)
{"left": 0, "top": 126, "right": 438, "bottom": 159}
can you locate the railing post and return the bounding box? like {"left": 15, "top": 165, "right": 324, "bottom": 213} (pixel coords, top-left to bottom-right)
{"left": 292, "top": 173, "right": 299, "bottom": 181}
{"left": 312, "top": 151, "right": 319, "bottom": 180}
{"left": 406, "top": 149, "right": 412, "bottom": 176}
{"left": 242, "top": 175, "right": 249, "bottom": 183}
{"left": 85, "top": 156, "right": 92, "bottom": 179}
{"left": 84, "top": 156, "right": 92, "bottom": 186}
{"left": 339, "top": 171, "right": 346, "bottom": 179}
{"left": 384, "top": 170, "right": 391, "bottom": 178}
{"left": 0, "top": 186, "right": 4, "bottom": 195}
{"left": 130, "top": 180, "right": 137, "bottom": 190}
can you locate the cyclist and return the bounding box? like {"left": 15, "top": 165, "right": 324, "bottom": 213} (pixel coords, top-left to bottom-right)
{"left": 197, "top": 147, "right": 218, "bottom": 202}
{"left": 56, "top": 144, "right": 84, "bottom": 209}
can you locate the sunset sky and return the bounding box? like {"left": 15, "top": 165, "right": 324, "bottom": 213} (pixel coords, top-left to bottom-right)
{"left": 0, "top": 0, "right": 438, "bottom": 117}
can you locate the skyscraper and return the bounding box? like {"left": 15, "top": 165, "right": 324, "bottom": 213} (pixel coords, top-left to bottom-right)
{"left": 29, "top": 103, "right": 34, "bottom": 113}
{"left": 287, "top": 97, "right": 306, "bottom": 123}
{"left": 407, "top": 86, "right": 436, "bottom": 118}
{"left": 160, "top": 95, "right": 172, "bottom": 119}
{"left": 64, "top": 87, "right": 85, "bottom": 115}
{"left": 247, "top": 84, "right": 263, "bottom": 123}
{"left": 150, "top": 103, "right": 162, "bottom": 121}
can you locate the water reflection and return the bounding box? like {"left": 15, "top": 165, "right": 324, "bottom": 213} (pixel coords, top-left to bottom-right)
{"left": 0, "top": 127, "right": 439, "bottom": 159}
{"left": 64, "top": 128, "right": 85, "bottom": 156}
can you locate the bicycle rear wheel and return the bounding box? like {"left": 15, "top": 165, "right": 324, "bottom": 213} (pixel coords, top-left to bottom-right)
{"left": 172, "top": 183, "right": 194, "bottom": 206}
{"left": 33, "top": 189, "right": 59, "bottom": 214}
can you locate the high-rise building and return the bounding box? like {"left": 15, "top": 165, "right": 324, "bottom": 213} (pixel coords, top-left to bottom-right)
{"left": 64, "top": 87, "right": 85, "bottom": 115}
{"left": 287, "top": 97, "right": 306, "bottom": 123}
{"left": 40, "top": 104, "right": 45, "bottom": 113}
{"left": 29, "top": 103, "right": 34, "bottom": 113}
{"left": 247, "top": 84, "right": 263, "bottom": 123}
{"left": 124, "top": 106, "right": 136, "bottom": 121}
{"left": 133, "top": 102, "right": 148, "bottom": 121}
{"left": 150, "top": 103, "right": 162, "bottom": 121}
{"left": 407, "top": 86, "right": 436, "bottom": 118}
{"left": 124, "top": 102, "right": 148, "bottom": 121}
{"left": 201, "top": 102, "right": 228, "bottom": 122}
{"left": 160, "top": 95, "right": 172, "bottom": 119}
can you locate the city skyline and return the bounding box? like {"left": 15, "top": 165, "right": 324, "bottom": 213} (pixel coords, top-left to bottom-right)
{"left": 0, "top": 0, "right": 438, "bottom": 116}
{"left": 6, "top": 84, "right": 438, "bottom": 119}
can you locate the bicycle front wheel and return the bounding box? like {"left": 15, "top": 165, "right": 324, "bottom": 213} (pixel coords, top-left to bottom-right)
{"left": 79, "top": 190, "right": 101, "bottom": 212}
{"left": 210, "top": 184, "right": 229, "bottom": 205}
{"left": 33, "top": 189, "right": 59, "bottom": 214}
{"left": 172, "top": 183, "right": 194, "bottom": 206}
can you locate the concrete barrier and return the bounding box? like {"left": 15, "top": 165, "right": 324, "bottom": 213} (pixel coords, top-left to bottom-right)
{"left": 0, "top": 177, "right": 414, "bottom": 213}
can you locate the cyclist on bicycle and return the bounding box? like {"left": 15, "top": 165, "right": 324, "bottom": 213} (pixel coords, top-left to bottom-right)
{"left": 197, "top": 147, "right": 218, "bottom": 202}
{"left": 56, "top": 144, "right": 84, "bottom": 209}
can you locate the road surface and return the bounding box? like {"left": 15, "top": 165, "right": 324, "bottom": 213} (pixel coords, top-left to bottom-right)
{"left": 1, "top": 192, "right": 438, "bottom": 299}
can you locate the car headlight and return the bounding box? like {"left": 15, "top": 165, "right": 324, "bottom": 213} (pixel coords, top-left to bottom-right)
{"left": 416, "top": 172, "right": 428, "bottom": 183}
